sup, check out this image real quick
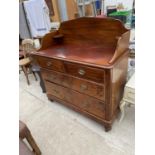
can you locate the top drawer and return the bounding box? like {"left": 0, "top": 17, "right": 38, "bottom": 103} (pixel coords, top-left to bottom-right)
{"left": 64, "top": 62, "right": 104, "bottom": 83}
{"left": 36, "top": 56, "right": 65, "bottom": 72}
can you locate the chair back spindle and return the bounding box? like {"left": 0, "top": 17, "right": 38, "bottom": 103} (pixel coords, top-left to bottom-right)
{"left": 22, "top": 39, "right": 34, "bottom": 58}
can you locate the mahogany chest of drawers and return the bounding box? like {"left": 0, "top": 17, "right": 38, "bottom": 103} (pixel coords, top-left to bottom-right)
{"left": 31, "top": 17, "right": 130, "bottom": 131}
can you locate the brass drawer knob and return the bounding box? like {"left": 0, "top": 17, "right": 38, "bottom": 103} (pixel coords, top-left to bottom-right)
{"left": 53, "top": 89, "right": 59, "bottom": 94}
{"left": 46, "top": 61, "right": 52, "bottom": 67}
{"left": 82, "top": 102, "right": 90, "bottom": 109}
{"left": 80, "top": 84, "right": 88, "bottom": 91}
{"left": 78, "top": 69, "right": 85, "bottom": 75}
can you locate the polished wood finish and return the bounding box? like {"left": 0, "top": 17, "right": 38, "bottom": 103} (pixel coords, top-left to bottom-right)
{"left": 31, "top": 17, "right": 130, "bottom": 131}
{"left": 64, "top": 62, "right": 105, "bottom": 83}
{"left": 42, "top": 68, "right": 105, "bottom": 101}
{"left": 45, "top": 81, "right": 105, "bottom": 119}
{"left": 36, "top": 56, "right": 65, "bottom": 72}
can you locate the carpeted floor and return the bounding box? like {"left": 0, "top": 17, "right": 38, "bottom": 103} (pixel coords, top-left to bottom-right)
{"left": 19, "top": 72, "right": 135, "bottom": 155}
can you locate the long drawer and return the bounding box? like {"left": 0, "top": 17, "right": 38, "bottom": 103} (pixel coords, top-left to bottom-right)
{"left": 42, "top": 69, "right": 105, "bottom": 101}
{"left": 64, "top": 62, "right": 105, "bottom": 83}
{"left": 45, "top": 81, "right": 105, "bottom": 119}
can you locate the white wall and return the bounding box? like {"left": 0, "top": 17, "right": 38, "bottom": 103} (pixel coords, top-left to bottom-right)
{"left": 104, "top": 0, "right": 134, "bottom": 14}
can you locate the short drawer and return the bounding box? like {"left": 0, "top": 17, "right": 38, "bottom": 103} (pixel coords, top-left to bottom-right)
{"left": 42, "top": 69, "right": 105, "bottom": 101}
{"left": 64, "top": 62, "right": 104, "bottom": 83}
{"left": 71, "top": 77, "right": 105, "bottom": 101}
{"left": 45, "top": 81, "right": 105, "bottom": 119}
{"left": 36, "top": 56, "right": 65, "bottom": 72}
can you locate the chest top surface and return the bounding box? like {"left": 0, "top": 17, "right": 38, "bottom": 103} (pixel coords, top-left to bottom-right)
{"left": 35, "top": 44, "right": 115, "bottom": 66}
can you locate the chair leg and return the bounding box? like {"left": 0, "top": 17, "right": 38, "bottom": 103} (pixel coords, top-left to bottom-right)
{"left": 119, "top": 100, "right": 126, "bottom": 122}
{"left": 22, "top": 66, "right": 30, "bottom": 85}
{"left": 26, "top": 130, "right": 41, "bottom": 155}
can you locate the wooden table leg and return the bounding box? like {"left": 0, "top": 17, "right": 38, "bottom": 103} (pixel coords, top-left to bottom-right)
{"left": 32, "top": 71, "right": 37, "bottom": 81}
{"left": 36, "top": 71, "right": 46, "bottom": 93}
{"left": 119, "top": 100, "right": 126, "bottom": 122}
{"left": 22, "top": 66, "right": 30, "bottom": 85}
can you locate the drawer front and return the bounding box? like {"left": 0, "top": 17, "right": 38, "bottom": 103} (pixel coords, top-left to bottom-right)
{"left": 72, "top": 78, "right": 105, "bottom": 101}
{"left": 36, "top": 56, "right": 65, "bottom": 72}
{"left": 42, "top": 69, "right": 105, "bottom": 101}
{"left": 45, "top": 81, "right": 105, "bottom": 118}
{"left": 42, "top": 69, "right": 71, "bottom": 88}
{"left": 64, "top": 62, "right": 104, "bottom": 83}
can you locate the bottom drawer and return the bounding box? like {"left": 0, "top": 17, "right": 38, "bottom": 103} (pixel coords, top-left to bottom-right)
{"left": 45, "top": 81, "right": 105, "bottom": 119}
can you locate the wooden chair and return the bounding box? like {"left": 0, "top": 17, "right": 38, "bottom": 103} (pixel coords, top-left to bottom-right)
{"left": 19, "top": 39, "right": 37, "bottom": 85}
{"left": 19, "top": 120, "right": 41, "bottom": 155}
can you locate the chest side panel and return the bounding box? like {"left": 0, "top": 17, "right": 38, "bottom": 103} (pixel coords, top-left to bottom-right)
{"left": 110, "top": 52, "right": 129, "bottom": 119}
